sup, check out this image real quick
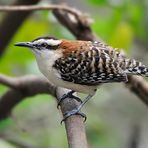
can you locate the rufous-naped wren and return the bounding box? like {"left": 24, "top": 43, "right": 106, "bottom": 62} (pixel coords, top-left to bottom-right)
{"left": 15, "top": 37, "right": 148, "bottom": 121}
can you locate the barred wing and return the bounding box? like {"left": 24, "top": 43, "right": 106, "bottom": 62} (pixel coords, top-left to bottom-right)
{"left": 53, "top": 46, "right": 127, "bottom": 85}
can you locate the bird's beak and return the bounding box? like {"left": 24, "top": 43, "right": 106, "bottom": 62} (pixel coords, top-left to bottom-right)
{"left": 15, "top": 42, "right": 33, "bottom": 48}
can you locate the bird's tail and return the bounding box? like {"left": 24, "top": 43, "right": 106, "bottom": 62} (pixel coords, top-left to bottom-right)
{"left": 124, "top": 59, "right": 148, "bottom": 77}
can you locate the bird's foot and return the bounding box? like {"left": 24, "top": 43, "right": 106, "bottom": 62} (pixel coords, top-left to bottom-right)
{"left": 57, "top": 90, "right": 82, "bottom": 109}
{"left": 61, "top": 109, "right": 87, "bottom": 124}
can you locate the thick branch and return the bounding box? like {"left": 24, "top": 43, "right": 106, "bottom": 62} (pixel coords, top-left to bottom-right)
{"left": 56, "top": 88, "right": 88, "bottom": 148}
{"left": 126, "top": 76, "right": 148, "bottom": 105}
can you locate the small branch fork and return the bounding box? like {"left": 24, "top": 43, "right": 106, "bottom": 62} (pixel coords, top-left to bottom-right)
{"left": 0, "top": 3, "right": 148, "bottom": 148}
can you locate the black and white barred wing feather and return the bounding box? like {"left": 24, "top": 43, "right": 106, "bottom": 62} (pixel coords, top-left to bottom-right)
{"left": 54, "top": 43, "right": 128, "bottom": 85}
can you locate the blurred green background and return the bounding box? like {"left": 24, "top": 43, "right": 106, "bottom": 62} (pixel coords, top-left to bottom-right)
{"left": 0, "top": 0, "right": 148, "bottom": 147}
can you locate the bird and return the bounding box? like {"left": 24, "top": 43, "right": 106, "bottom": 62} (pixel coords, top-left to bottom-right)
{"left": 15, "top": 36, "right": 148, "bottom": 122}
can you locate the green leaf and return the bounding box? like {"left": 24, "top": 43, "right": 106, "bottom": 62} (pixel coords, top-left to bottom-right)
{"left": 109, "top": 22, "right": 133, "bottom": 51}
{"left": 91, "top": 9, "right": 122, "bottom": 41}
{"left": 0, "top": 118, "right": 13, "bottom": 131}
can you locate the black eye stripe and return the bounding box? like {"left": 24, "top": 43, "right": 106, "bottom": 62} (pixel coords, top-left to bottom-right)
{"left": 46, "top": 45, "right": 52, "bottom": 48}
{"left": 35, "top": 43, "right": 59, "bottom": 50}
{"left": 46, "top": 45, "right": 59, "bottom": 50}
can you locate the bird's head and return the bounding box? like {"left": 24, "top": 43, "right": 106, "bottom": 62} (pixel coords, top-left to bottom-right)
{"left": 15, "top": 36, "right": 62, "bottom": 58}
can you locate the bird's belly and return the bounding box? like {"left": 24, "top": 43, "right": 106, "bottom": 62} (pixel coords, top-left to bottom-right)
{"left": 41, "top": 67, "right": 96, "bottom": 94}
{"left": 51, "top": 71, "right": 96, "bottom": 94}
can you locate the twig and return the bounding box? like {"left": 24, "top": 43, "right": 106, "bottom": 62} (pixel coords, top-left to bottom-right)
{"left": 0, "top": 4, "right": 91, "bottom": 35}
{"left": 0, "top": 4, "right": 82, "bottom": 17}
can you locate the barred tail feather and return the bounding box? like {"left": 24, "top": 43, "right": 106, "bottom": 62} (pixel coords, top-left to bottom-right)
{"left": 127, "top": 66, "right": 148, "bottom": 77}
{"left": 124, "top": 59, "right": 148, "bottom": 77}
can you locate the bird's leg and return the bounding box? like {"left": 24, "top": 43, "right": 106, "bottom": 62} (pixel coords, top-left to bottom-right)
{"left": 61, "top": 90, "right": 96, "bottom": 123}
{"left": 57, "top": 90, "right": 82, "bottom": 108}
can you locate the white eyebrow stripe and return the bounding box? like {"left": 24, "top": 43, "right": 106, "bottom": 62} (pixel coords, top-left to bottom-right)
{"left": 46, "top": 39, "right": 62, "bottom": 46}
{"left": 33, "top": 39, "right": 62, "bottom": 46}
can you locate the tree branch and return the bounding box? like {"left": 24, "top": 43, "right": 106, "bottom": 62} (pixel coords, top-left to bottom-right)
{"left": 0, "top": 4, "right": 82, "bottom": 17}
{"left": 126, "top": 76, "right": 148, "bottom": 106}
{"left": 0, "top": 75, "right": 55, "bottom": 119}
{"left": 52, "top": 9, "right": 99, "bottom": 41}
{"left": 56, "top": 88, "right": 88, "bottom": 148}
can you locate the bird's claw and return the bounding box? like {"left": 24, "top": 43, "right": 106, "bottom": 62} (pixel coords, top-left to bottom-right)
{"left": 57, "top": 91, "right": 82, "bottom": 109}
{"left": 60, "top": 109, "right": 87, "bottom": 124}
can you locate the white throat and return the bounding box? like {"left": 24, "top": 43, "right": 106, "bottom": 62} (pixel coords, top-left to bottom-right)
{"left": 33, "top": 49, "right": 62, "bottom": 81}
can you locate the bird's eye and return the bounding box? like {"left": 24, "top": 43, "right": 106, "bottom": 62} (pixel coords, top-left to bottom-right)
{"left": 41, "top": 43, "right": 47, "bottom": 47}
